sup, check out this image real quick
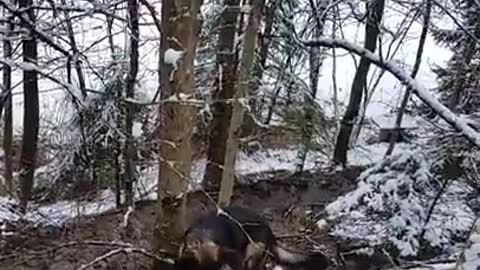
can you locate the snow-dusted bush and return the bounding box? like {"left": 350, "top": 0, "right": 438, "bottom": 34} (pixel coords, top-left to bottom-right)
{"left": 325, "top": 147, "right": 475, "bottom": 257}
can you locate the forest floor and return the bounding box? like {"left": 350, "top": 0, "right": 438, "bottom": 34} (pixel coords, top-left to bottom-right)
{"left": 0, "top": 166, "right": 365, "bottom": 270}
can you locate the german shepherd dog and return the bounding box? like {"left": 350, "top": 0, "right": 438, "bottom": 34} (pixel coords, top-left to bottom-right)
{"left": 178, "top": 206, "right": 330, "bottom": 270}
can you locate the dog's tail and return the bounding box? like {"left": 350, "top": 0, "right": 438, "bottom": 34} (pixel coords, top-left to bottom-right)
{"left": 273, "top": 245, "right": 330, "bottom": 270}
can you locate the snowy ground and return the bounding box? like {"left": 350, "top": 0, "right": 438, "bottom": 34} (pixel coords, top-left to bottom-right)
{"left": 0, "top": 142, "right": 411, "bottom": 228}
{"left": 323, "top": 145, "right": 480, "bottom": 269}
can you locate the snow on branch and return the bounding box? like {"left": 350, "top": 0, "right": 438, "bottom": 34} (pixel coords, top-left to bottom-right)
{"left": 0, "top": 59, "right": 108, "bottom": 99}
{"left": 300, "top": 37, "right": 480, "bottom": 148}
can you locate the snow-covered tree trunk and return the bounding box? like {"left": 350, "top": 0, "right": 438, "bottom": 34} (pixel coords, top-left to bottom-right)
{"left": 18, "top": 0, "right": 39, "bottom": 212}
{"left": 124, "top": 0, "right": 139, "bottom": 208}
{"left": 218, "top": 0, "right": 264, "bottom": 207}
{"left": 1, "top": 3, "right": 13, "bottom": 195}
{"left": 151, "top": 0, "right": 203, "bottom": 263}
{"left": 333, "top": 0, "right": 385, "bottom": 165}
{"left": 203, "top": 0, "right": 240, "bottom": 189}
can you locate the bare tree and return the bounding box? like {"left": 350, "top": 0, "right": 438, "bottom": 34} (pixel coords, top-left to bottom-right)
{"left": 241, "top": 0, "right": 277, "bottom": 136}
{"left": 385, "top": 0, "right": 431, "bottom": 156}
{"left": 295, "top": 0, "right": 329, "bottom": 173}
{"left": 151, "top": 0, "right": 203, "bottom": 263}
{"left": 60, "top": 0, "right": 87, "bottom": 98}
{"left": 18, "top": 0, "right": 39, "bottom": 212}
{"left": 333, "top": 0, "right": 385, "bottom": 165}
{"left": 1, "top": 3, "right": 14, "bottom": 195}
{"left": 218, "top": 0, "right": 265, "bottom": 207}
{"left": 124, "top": 0, "right": 139, "bottom": 208}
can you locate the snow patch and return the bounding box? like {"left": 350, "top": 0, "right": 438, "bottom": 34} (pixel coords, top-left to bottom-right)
{"left": 132, "top": 122, "right": 143, "bottom": 138}
{"left": 164, "top": 48, "right": 184, "bottom": 69}
{"left": 316, "top": 219, "right": 328, "bottom": 230}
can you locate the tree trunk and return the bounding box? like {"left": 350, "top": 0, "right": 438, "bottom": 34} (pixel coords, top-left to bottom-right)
{"left": 265, "top": 46, "right": 294, "bottom": 126}
{"left": 1, "top": 6, "right": 13, "bottom": 195}
{"left": 18, "top": 0, "right": 39, "bottom": 212}
{"left": 241, "top": 0, "right": 276, "bottom": 135}
{"left": 385, "top": 0, "right": 431, "bottom": 157}
{"left": 295, "top": 0, "right": 329, "bottom": 173}
{"left": 124, "top": 0, "right": 139, "bottom": 209}
{"left": 333, "top": 0, "right": 385, "bottom": 165}
{"left": 218, "top": 0, "right": 264, "bottom": 207}
{"left": 203, "top": 0, "right": 240, "bottom": 189}
{"left": 151, "top": 0, "right": 203, "bottom": 264}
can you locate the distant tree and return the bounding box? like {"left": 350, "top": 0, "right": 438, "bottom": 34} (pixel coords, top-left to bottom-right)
{"left": 18, "top": 0, "right": 39, "bottom": 212}
{"left": 295, "top": 0, "right": 330, "bottom": 173}
{"left": 429, "top": 0, "right": 480, "bottom": 114}
{"left": 385, "top": 0, "right": 431, "bottom": 156}
{"left": 203, "top": 0, "right": 240, "bottom": 189}
{"left": 333, "top": 0, "right": 385, "bottom": 165}
{"left": 124, "top": 0, "right": 139, "bottom": 208}
{"left": 1, "top": 2, "right": 14, "bottom": 195}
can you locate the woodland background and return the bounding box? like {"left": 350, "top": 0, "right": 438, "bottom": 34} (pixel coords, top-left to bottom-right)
{"left": 1, "top": 0, "right": 480, "bottom": 269}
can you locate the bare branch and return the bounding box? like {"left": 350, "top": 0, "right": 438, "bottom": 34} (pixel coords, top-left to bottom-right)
{"left": 301, "top": 37, "right": 480, "bottom": 148}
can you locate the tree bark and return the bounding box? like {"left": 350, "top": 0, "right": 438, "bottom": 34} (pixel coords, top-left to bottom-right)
{"left": 203, "top": 0, "right": 240, "bottom": 189}
{"left": 124, "top": 0, "right": 139, "bottom": 209}
{"left": 151, "top": 0, "right": 203, "bottom": 265}
{"left": 18, "top": 0, "right": 39, "bottom": 212}
{"left": 333, "top": 0, "right": 385, "bottom": 165}
{"left": 385, "top": 0, "right": 431, "bottom": 157}
{"left": 1, "top": 6, "right": 13, "bottom": 195}
{"left": 218, "top": 0, "right": 264, "bottom": 207}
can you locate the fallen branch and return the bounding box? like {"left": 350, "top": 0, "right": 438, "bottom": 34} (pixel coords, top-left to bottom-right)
{"left": 300, "top": 37, "right": 480, "bottom": 148}
{"left": 0, "top": 240, "right": 170, "bottom": 263}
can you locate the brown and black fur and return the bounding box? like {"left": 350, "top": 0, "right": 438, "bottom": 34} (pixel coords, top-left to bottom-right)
{"left": 179, "top": 206, "right": 330, "bottom": 270}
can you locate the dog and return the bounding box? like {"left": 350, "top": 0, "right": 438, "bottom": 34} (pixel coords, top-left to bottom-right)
{"left": 179, "top": 205, "right": 330, "bottom": 270}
